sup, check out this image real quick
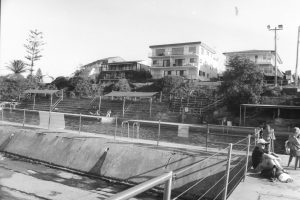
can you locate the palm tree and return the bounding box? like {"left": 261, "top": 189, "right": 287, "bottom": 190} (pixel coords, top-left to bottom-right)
{"left": 6, "top": 60, "right": 27, "bottom": 74}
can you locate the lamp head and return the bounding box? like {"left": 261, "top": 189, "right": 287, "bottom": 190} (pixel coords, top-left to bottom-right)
{"left": 267, "top": 25, "right": 270, "bottom": 29}
{"left": 278, "top": 24, "right": 283, "bottom": 29}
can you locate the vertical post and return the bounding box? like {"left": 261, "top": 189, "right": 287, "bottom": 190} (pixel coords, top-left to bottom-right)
{"left": 122, "top": 97, "right": 125, "bottom": 117}
{"left": 22, "top": 109, "right": 26, "bottom": 127}
{"left": 163, "top": 172, "right": 173, "bottom": 200}
{"left": 48, "top": 111, "right": 51, "bottom": 129}
{"left": 206, "top": 123, "right": 209, "bottom": 151}
{"left": 275, "top": 28, "right": 278, "bottom": 87}
{"left": 1, "top": 108, "right": 4, "bottom": 121}
{"left": 149, "top": 98, "right": 152, "bottom": 118}
{"left": 157, "top": 120, "right": 161, "bottom": 146}
{"left": 33, "top": 94, "right": 36, "bottom": 110}
{"left": 50, "top": 94, "right": 53, "bottom": 110}
{"left": 79, "top": 113, "right": 82, "bottom": 134}
{"left": 295, "top": 26, "right": 300, "bottom": 87}
{"left": 243, "top": 106, "right": 246, "bottom": 126}
{"left": 223, "top": 143, "right": 233, "bottom": 200}
{"left": 114, "top": 116, "right": 117, "bottom": 140}
{"left": 127, "top": 122, "right": 130, "bottom": 138}
{"left": 160, "top": 91, "right": 162, "bottom": 102}
{"left": 99, "top": 96, "right": 102, "bottom": 113}
{"left": 61, "top": 89, "right": 64, "bottom": 100}
{"left": 239, "top": 105, "right": 242, "bottom": 126}
{"left": 243, "top": 135, "right": 251, "bottom": 181}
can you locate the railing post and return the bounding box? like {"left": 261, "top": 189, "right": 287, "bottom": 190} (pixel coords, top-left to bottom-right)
{"left": 243, "top": 135, "right": 251, "bottom": 181}
{"left": 206, "top": 123, "right": 209, "bottom": 151}
{"left": 163, "top": 172, "right": 173, "bottom": 200}
{"left": 79, "top": 113, "right": 82, "bottom": 134}
{"left": 23, "top": 109, "right": 26, "bottom": 127}
{"left": 127, "top": 122, "right": 130, "bottom": 138}
{"left": 223, "top": 143, "right": 233, "bottom": 200}
{"left": 157, "top": 120, "right": 161, "bottom": 146}
{"left": 114, "top": 116, "right": 117, "bottom": 140}
{"left": 1, "top": 108, "right": 4, "bottom": 121}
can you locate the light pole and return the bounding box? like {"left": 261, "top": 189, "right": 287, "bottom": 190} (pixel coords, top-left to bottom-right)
{"left": 267, "top": 24, "right": 283, "bottom": 87}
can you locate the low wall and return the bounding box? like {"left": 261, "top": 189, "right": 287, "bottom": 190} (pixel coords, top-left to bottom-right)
{"left": 0, "top": 125, "right": 243, "bottom": 199}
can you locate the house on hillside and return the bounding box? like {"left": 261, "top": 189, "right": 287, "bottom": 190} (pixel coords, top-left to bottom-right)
{"left": 79, "top": 57, "right": 150, "bottom": 83}
{"left": 223, "top": 50, "right": 284, "bottom": 84}
{"left": 149, "top": 41, "right": 219, "bottom": 81}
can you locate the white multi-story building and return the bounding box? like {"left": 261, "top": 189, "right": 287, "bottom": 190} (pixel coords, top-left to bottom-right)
{"left": 149, "top": 41, "right": 219, "bottom": 81}
{"left": 223, "top": 50, "right": 283, "bottom": 80}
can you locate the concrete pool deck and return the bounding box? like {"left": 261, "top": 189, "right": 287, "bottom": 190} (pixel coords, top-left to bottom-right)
{"left": 228, "top": 154, "right": 300, "bottom": 200}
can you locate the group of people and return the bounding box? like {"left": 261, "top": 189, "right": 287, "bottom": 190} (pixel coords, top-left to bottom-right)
{"left": 252, "top": 124, "right": 295, "bottom": 183}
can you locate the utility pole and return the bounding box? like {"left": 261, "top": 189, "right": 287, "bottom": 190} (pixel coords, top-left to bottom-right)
{"left": 295, "top": 26, "right": 300, "bottom": 87}
{"left": 267, "top": 25, "right": 283, "bottom": 87}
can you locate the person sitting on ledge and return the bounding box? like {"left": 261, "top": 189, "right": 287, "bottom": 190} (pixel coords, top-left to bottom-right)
{"left": 252, "top": 139, "right": 290, "bottom": 182}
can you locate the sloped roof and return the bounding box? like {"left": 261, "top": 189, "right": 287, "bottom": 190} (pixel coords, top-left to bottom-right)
{"left": 104, "top": 91, "right": 158, "bottom": 98}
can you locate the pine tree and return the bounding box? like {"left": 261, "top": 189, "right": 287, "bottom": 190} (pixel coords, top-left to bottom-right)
{"left": 24, "top": 29, "right": 45, "bottom": 76}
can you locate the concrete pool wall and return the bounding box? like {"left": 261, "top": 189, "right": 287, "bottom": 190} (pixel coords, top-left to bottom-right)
{"left": 0, "top": 125, "right": 244, "bottom": 199}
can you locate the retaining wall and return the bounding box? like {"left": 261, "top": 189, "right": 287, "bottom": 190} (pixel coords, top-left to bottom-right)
{"left": 0, "top": 125, "right": 243, "bottom": 199}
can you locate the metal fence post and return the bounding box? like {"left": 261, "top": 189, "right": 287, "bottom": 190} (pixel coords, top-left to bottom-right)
{"left": 243, "top": 135, "right": 251, "bottom": 181}
{"left": 23, "top": 109, "right": 26, "bottom": 127}
{"left": 79, "top": 113, "right": 82, "bottom": 134}
{"left": 127, "top": 122, "right": 130, "bottom": 138}
{"left": 114, "top": 116, "right": 117, "bottom": 140}
{"left": 1, "top": 109, "right": 4, "bottom": 121}
{"left": 157, "top": 120, "right": 161, "bottom": 146}
{"left": 206, "top": 123, "right": 209, "bottom": 151}
{"left": 223, "top": 143, "right": 233, "bottom": 200}
{"left": 163, "top": 171, "right": 173, "bottom": 200}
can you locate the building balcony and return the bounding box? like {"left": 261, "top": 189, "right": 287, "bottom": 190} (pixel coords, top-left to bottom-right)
{"left": 148, "top": 52, "right": 199, "bottom": 58}
{"left": 150, "top": 63, "right": 197, "bottom": 70}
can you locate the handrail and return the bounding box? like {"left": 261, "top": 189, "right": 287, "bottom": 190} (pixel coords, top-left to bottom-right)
{"left": 107, "top": 171, "right": 173, "bottom": 200}
{"left": 50, "top": 96, "right": 63, "bottom": 111}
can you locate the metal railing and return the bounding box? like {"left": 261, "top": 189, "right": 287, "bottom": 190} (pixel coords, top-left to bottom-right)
{"left": 107, "top": 136, "right": 253, "bottom": 200}
{"left": 107, "top": 171, "right": 173, "bottom": 200}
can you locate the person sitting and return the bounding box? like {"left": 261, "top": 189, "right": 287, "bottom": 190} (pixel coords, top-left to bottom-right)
{"left": 287, "top": 127, "right": 300, "bottom": 167}
{"left": 252, "top": 139, "right": 288, "bottom": 181}
{"left": 106, "top": 110, "right": 111, "bottom": 117}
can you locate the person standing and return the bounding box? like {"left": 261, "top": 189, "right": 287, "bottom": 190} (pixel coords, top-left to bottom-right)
{"left": 263, "top": 124, "right": 276, "bottom": 152}
{"left": 287, "top": 127, "right": 300, "bottom": 167}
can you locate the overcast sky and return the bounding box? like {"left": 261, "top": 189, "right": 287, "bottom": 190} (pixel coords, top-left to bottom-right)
{"left": 1, "top": 0, "right": 300, "bottom": 79}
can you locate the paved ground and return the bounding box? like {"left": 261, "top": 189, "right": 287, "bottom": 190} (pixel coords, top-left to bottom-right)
{"left": 228, "top": 155, "right": 300, "bottom": 200}
{"left": 0, "top": 154, "right": 159, "bottom": 200}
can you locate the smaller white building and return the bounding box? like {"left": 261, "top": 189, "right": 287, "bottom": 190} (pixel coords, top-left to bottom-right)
{"left": 223, "top": 50, "right": 283, "bottom": 79}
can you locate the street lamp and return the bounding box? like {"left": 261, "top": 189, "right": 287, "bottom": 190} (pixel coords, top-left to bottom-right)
{"left": 267, "top": 24, "right": 283, "bottom": 87}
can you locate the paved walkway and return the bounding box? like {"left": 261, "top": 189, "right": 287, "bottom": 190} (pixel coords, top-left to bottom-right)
{"left": 228, "top": 155, "right": 300, "bottom": 200}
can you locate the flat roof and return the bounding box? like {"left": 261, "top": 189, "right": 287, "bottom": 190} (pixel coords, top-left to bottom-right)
{"left": 24, "top": 89, "right": 60, "bottom": 94}
{"left": 241, "top": 104, "right": 300, "bottom": 109}
{"left": 104, "top": 91, "right": 158, "bottom": 98}
{"left": 149, "top": 41, "right": 216, "bottom": 54}
{"left": 223, "top": 50, "right": 282, "bottom": 64}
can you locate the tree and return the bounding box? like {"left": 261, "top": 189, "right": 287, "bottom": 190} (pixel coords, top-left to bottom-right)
{"left": 6, "top": 60, "right": 27, "bottom": 75}
{"left": 74, "top": 78, "right": 93, "bottom": 97}
{"left": 113, "top": 79, "right": 131, "bottom": 92}
{"left": 35, "top": 68, "right": 44, "bottom": 83}
{"left": 24, "top": 29, "right": 45, "bottom": 76}
{"left": 219, "top": 56, "right": 264, "bottom": 113}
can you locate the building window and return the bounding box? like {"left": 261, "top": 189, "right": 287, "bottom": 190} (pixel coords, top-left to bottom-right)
{"left": 163, "top": 60, "right": 170, "bottom": 67}
{"left": 263, "top": 55, "right": 267, "bottom": 60}
{"left": 172, "top": 47, "right": 184, "bottom": 55}
{"left": 201, "top": 48, "right": 204, "bottom": 55}
{"left": 153, "top": 60, "right": 157, "bottom": 65}
{"left": 189, "top": 46, "right": 196, "bottom": 53}
{"left": 174, "top": 59, "right": 184, "bottom": 66}
{"left": 207, "top": 74, "right": 209, "bottom": 78}
{"left": 180, "top": 70, "right": 184, "bottom": 76}
{"left": 190, "top": 58, "right": 196, "bottom": 63}
{"left": 168, "top": 71, "right": 171, "bottom": 75}
{"left": 156, "top": 49, "right": 165, "bottom": 56}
